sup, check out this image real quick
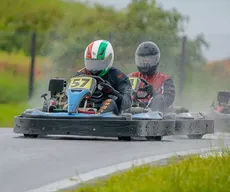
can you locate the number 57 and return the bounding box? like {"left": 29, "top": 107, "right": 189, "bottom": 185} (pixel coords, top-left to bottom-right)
{"left": 70, "top": 78, "right": 89, "bottom": 88}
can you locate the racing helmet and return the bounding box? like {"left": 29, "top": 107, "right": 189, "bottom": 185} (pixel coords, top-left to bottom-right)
{"left": 135, "top": 41, "right": 161, "bottom": 75}
{"left": 84, "top": 40, "right": 114, "bottom": 77}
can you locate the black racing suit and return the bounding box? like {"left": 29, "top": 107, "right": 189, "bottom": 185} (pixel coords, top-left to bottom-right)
{"left": 73, "top": 67, "right": 132, "bottom": 115}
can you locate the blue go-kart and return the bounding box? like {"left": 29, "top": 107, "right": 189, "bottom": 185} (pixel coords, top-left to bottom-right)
{"left": 13, "top": 75, "right": 175, "bottom": 141}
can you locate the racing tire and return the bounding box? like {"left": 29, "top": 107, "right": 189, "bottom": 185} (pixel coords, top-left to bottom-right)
{"left": 23, "top": 134, "right": 39, "bottom": 138}
{"left": 118, "top": 136, "right": 131, "bottom": 141}
{"left": 146, "top": 136, "right": 162, "bottom": 141}
{"left": 187, "top": 134, "right": 204, "bottom": 139}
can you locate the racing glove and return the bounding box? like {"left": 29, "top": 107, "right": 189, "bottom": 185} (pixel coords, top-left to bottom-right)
{"left": 98, "top": 82, "right": 121, "bottom": 98}
{"left": 141, "top": 84, "right": 155, "bottom": 97}
{"left": 139, "top": 101, "right": 148, "bottom": 108}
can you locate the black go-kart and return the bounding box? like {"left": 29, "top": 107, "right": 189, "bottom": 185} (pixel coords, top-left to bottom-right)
{"left": 208, "top": 90, "right": 230, "bottom": 132}
{"left": 127, "top": 77, "right": 215, "bottom": 139}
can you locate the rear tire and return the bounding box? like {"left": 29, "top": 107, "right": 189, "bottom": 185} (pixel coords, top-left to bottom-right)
{"left": 187, "top": 134, "right": 204, "bottom": 139}
{"left": 24, "top": 134, "right": 39, "bottom": 138}
{"left": 118, "top": 136, "right": 131, "bottom": 141}
{"left": 146, "top": 136, "right": 162, "bottom": 141}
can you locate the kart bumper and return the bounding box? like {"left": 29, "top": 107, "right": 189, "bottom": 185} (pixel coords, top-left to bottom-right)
{"left": 175, "top": 119, "right": 214, "bottom": 135}
{"left": 174, "top": 112, "right": 214, "bottom": 136}
{"left": 13, "top": 115, "right": 175, "bottom": 137}
{"left": 207, "top": 110, "right": 230, "bottom": 132}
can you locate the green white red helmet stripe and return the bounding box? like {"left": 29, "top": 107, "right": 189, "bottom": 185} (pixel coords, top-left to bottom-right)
{"left": 86, "top": 40, "right": 109, "bottom": 59}
{"left": 84, "top": 40, "right": 114, "bottom": 77}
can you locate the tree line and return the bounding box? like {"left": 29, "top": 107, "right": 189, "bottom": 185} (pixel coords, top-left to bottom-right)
{"left": 0, "top": 0, "right": 209, "bottom": 77}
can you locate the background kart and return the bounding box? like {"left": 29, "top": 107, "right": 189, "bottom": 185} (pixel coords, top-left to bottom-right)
{"left": 13, "top": 75, "right": 175, "bottom": 141}
{"left": 127, "top": 77, "right": 214, "bottom": 139}
{"left": 207, "top": 90, "right": 230, "bottom": 132}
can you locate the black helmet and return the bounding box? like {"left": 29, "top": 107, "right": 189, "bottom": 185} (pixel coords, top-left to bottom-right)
{"left": 135, "top": 41, "right": 160, "bottom": 75}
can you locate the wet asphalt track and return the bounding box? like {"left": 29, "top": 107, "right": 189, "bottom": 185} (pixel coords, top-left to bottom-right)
{"left": 1, "top": 128, "right": 230, "bottom": 192}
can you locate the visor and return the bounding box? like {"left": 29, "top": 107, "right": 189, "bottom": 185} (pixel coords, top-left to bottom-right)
{"left": 135, "top": 54, "right": 160, "bottom": 68}
{"left": 85, "top": 58, "right": 111, "bottom": 73}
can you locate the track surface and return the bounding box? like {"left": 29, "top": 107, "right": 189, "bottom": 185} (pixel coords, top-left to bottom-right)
{"left": 1, "top": 128, "right": 230, "bottom": 192}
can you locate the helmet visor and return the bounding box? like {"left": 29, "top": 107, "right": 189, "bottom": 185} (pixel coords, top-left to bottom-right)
{"left": 85, "top": 58, "right": 111, "bottom": 73}
{"left": 135, "top": 55, "right": 160, "bottom": 68}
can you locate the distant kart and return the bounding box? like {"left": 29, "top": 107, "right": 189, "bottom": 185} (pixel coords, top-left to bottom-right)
{"left": 127, "top": 77, "right": 214, "bottom": 139}
{"left": 207, "top": 90, "right": 230, "bottom": 132}
{"left": 13, "top": 75, "right": 175, "bottom": 141}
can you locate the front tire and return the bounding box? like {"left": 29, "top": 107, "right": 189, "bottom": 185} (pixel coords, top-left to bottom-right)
{"left": 187, "top": 134, "right": 204, "bottom": 139}
{"left": 24, "top": 134, "right": 38, "bottom": 138}
{"left": 118, "top": 136, "right": 131, "bottom": 141}
{"left": 146, "top": 136, "right": 162, "bottom": 141}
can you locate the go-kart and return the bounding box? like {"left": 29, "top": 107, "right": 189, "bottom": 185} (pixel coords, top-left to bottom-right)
{"left": 207, "top": 90, "right": 230, "bottom": 132}
{"left": 127, "top": 77, "right": 214, "bottom": 139}
{"left": 13, "top": 75, "right": 175, "bottom": 141}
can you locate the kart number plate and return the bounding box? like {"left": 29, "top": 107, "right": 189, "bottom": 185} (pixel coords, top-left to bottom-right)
{"left": 69, "top": 77, "right": 93, "bottom": 90}
{"left": 129, "top": 77, "right": 139, "bottom": 90}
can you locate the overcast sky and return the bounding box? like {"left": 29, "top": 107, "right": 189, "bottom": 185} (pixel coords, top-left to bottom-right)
{"left": 79, "top": 0, "right": 230, "bottom": 61}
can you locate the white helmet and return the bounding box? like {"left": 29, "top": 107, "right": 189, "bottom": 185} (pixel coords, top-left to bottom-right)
{"left": 84, "top": 40, "right": 114, "bottom": 77}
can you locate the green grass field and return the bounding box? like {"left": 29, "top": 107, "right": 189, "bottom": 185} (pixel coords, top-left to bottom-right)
{"left": 0, "top": 71, "right": 28, "bottom": 103}
{"left": 0, "top": 51, "right": 47, "bottom": 103}
{"left": 66, "top": 150, "right": 230, "bottom": 192}
{"left": 0, "top": 51, "right": 43, "bottom": 127}
{"left": 0, "top": 103, "right": 28, "bottom": 127}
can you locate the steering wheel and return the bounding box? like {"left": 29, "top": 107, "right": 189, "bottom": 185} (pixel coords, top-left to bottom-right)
{"left": 82, "top": 75, "right": 120, "bottom": 102}
{"left": 136, "top": 78, "right": 153, "bottom": 99}
{"left": 90, "top": 75, "right": 105, "bottom": 84}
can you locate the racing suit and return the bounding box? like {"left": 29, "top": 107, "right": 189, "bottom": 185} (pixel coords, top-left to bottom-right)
{"left": 128, "top": 71, "right": 175, "bottom": 113}
{"left": 73, "top": 67, "right": 132, "bottom": 115}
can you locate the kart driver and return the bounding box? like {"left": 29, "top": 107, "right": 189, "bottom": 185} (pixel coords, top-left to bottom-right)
{"left": 128, "top": 41, "right": 175, "bottom": 113}
{"left": 73, "top": 39, "right": 132, "bottom": 115}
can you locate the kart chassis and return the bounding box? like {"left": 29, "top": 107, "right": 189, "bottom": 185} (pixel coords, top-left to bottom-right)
{"left": 14, "top": 76, "right": 176, "bottom": 141}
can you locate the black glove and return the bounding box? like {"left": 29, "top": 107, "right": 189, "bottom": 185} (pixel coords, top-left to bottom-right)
{"left": 141, "top": 85, "right": 155, "bottom": 97}
{"left": 139, "top": 101, "right": 148, "bottom": 108}
{"left": 98, "top": 82, "right": 120, "bottom": 97}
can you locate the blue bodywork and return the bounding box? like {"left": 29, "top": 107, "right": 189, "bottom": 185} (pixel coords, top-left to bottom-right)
{"left": 66, "top": 88, "right": 89, "bottom": 113}
{"left": 24, "top": 86, "right": 163, "bottom": 120}
{"left": 25, "top": 110, "right": 163, "bottom": 120}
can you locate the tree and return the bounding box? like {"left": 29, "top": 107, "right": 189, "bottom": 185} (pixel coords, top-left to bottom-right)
{"left": 0, "top": 0, "right": 208, "bottom": 80}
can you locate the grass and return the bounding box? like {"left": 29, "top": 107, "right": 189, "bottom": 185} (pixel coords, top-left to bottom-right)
{"left": 0, "top": 103, "right": 28, "bottom": 127}
{"left": 0, "top": 51, "right": 51, "bottom": 104}
{"left": 0, "top": 51, "right": 49, "bottom": 75}
{"left": 0, "top": 51, "right": 54, "bottom": 127}
{"left": 0, "top": 71, "right": 29, "bottom": 103}
{"left": 66, "top": 149, "right": 230, "bottom": 192}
